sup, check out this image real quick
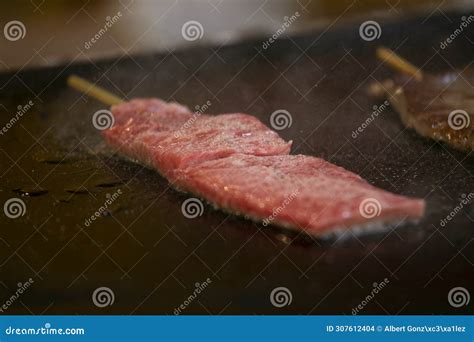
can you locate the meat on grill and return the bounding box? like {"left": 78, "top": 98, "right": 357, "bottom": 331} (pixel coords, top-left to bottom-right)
{"left": 377, "top": 70, "right": 474, "bottom": 151}
{"left": 103, "top": 98, "right": 425, "bottom": 236}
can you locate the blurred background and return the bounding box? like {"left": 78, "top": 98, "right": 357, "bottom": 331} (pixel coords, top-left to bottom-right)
{"left": 1, "top": 0, "right": 473, "bottom": 72}
{"left": 1, "top": 0, "right": 473, "bottom": 316}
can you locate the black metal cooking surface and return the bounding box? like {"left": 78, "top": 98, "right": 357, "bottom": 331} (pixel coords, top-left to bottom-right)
{"left": 0, "top": 12, "right": 473, "bottom": 315}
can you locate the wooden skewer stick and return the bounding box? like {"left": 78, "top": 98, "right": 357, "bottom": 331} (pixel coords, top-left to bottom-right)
{"left": 376, "top": 47, "right": 423, "bottom": 81}
{"left": 67, "top": 75, "right": 123, "bottom": 106}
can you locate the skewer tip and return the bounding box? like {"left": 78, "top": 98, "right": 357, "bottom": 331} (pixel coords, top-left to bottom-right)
{"left": 67, "top": 75, "right": 123, "bottom": 106}
{"left": 376, "top": 47, "right": 423, "bottom": 81}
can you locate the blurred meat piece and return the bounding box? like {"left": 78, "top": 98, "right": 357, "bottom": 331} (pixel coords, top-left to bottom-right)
{"left": 380, "top": 70, "right": 474, "bottom": 151}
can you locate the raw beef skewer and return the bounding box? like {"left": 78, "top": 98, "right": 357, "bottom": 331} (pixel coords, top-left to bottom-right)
{"left": 68, "top": 75, "right": 425, "bottom": 236}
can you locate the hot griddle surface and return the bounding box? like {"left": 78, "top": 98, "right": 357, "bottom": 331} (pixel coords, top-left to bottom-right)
{"left": 0, "top": 12, "right": 473, "bottom": 315}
